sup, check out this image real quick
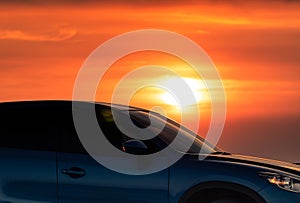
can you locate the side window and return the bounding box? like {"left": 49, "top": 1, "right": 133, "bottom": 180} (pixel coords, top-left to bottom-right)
{"left": 58, "top": 108, "right": 126, "bottom": 154}
{"left": 57, "top": 107, "right": 166, "bottom": 155}
{"left": 58, "top": 120, "right": 87, "bottom": 154}
{"left": 97, "top": 108, "right": 127, "bottom": 150}
{"left": 0, "top": 114, "right": 57, "bottom": 151}
{"left": 98, "top": 108, "right": 164, "bottom": 154}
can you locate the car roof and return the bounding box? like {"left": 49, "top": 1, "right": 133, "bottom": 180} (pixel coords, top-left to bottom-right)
{"left": 0, "top": 100, "right": 148, "bottom": 112}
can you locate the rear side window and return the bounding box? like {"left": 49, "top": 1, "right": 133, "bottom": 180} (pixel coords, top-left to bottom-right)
{"left": 58, "top": 107, "right": 128, "bottom": 154}
{"left": 58, "top": 119, "right": 87, "bottom": 154}
{"left": 0, "top": 112, "right": 57, "bottom": 151}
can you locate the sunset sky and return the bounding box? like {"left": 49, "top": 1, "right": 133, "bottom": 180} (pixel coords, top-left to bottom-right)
{"left": 0, "top": 0, "right": 299, "bottom": 162}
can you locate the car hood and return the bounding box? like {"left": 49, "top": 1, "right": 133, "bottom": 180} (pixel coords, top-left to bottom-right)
{"left": 204, "top": 154, "right": 300, "bottom": 175}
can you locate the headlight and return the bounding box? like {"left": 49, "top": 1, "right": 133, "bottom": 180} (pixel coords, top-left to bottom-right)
{"left": 259, "top": 172, "right": 300, "bottom": 193}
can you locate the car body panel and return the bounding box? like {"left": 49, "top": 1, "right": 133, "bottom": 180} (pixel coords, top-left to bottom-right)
{"left": 57, "top": 152, "right": 168, "bottom": 203}
{"left": 170, "top": 154, "right": 300, "bottom": 202}
{"left": 169, "top": 155, "right": 268, "bottom": 203}
{"left": 209, "top": 154, "right": 300, "bottom": 175}
{"left": 258, "top": 185, "right": 300, "bottom": 203}
{"left": 0, "top": 148, "right": 57, "bottom": 203}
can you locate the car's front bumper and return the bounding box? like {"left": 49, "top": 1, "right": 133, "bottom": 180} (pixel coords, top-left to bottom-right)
{"left": 258, "top": 185, "right": 300, "bottom": 203}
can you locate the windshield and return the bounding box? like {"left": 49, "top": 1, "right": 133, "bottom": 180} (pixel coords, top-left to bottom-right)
{"left": 128, "top": 110, "right": 220, "bottom": 154}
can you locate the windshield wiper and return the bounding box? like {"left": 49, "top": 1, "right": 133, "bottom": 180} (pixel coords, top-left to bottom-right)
{"left": 210, "top": 151, "right": 231, "bottom": 155}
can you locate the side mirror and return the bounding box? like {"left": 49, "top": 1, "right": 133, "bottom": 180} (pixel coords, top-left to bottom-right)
{"left": 122, "top": 139, "right": 148, "bottom": 155}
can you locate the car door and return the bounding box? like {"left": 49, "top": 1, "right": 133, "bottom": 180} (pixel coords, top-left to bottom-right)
{"left": 56, "top": 109, "right": 168, "bottom": 203}
{"left": 0, "top": 107, "right": 58, "bottom": 203}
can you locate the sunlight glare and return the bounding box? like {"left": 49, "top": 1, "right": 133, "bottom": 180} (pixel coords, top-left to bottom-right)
{"left": 159, "top": 77, "right": 207, "bottom": 109}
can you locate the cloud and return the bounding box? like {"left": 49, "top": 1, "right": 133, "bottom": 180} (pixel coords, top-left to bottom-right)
{"left": 0, "top": 29, "right": 77, "bottom": 42}
{"left": 0, "top": 0, "right": 299, "bottom": 6}
{"left": 196, "top": 29, "right": 210, "bottom": 34}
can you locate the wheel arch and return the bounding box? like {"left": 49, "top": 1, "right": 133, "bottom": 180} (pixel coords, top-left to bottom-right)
{"left": 178, "top": 181, "right": 266, "bottom": 203}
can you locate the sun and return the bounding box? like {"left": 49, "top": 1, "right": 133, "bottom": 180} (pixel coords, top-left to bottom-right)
{"left": 159, "top": 77, "right": 207, "bottom": 109}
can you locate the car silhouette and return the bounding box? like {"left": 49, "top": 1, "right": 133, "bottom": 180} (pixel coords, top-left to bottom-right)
{"left": 0, "top": 100, "right": 299, "bottom": 203}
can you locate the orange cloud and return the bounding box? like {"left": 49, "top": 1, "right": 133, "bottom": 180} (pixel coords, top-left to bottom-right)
{"left": 0, "top": 1, "right": 299, "bottom": 118}
{"left": 0, "top": 28, "right": 77, "bottom": 42}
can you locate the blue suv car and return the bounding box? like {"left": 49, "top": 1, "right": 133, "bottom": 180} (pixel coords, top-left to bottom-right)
{"left": 0, "top": 100, "right": 299, "bottom": 203}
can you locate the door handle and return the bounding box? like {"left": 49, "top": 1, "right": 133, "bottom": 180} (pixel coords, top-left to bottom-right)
{"left": 61, "top": 167, "right": 86, "bottom": 178}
